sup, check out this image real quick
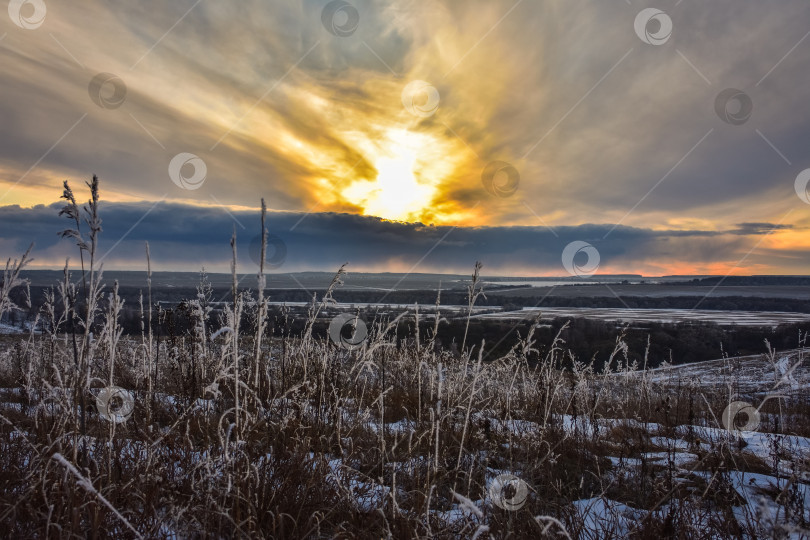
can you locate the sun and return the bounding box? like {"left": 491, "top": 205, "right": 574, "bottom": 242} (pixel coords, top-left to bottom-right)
{"left": 364, "top": 152, "right": 434, "bottom": 220}
{"left": 342, "top": 129, "right": 441, "bottom": 222}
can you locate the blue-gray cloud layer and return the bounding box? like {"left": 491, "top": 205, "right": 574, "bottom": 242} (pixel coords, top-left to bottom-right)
{"left": 0, "top": 201, "right": 800, "bottom": 275}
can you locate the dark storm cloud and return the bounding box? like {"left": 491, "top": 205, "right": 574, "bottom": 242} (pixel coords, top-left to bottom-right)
{"left": 0, "top": 201, "right": 800, "bottom": 275}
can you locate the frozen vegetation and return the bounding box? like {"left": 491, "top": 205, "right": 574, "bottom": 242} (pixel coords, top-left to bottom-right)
{"left": 0, "top": 179, "right": 807, "bottom": 538}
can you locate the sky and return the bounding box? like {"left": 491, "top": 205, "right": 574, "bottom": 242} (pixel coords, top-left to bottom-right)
{"left": 1, "top": 0, "right": 809, "bottom": 276}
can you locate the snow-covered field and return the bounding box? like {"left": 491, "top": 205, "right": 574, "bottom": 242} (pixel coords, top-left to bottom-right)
{"left": 0, "top": 334, "right": 807, "bottom": 538}
{"left": 0, "top": 321, "right": 34, "bottom": 334}
{"left": 474, "top": 306, "right": 810, "bottom": 326}
{"left": 641, "top": 349, "right": 810, "bottom": 394}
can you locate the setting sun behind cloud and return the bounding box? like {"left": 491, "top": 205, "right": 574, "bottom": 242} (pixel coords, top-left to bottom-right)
{"left": 342, "top": 128, "right": 454, "bottom": 223}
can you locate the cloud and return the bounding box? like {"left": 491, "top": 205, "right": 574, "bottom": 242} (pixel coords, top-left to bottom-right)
{"left": 1, "top": 200, "right": 807, "bottom": 275}
{"left": 730, "top": 222, "right": 795, "bottom": 235}
{"left": 1, "top": 0, "right": 810, "bottom": 273}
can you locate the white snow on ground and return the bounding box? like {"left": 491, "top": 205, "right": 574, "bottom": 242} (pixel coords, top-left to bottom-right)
{"left": 366, "top": 418, "right": 415, "bottom": 435}
{"left": 0, "top": 322, "right": 24, "bottom": 334}
{"left": 472, "top": 307, "right": 810, "bottom": 326}
{"left": 559, "top": 352, "right": 810, "bottom": 538}
{"left": 607, "top": 456, "right": 643, "bottom": 468}
{"left": 732, "top": 471, "right": 810, "bottom": 524}
{"left": 570, "top": 469, "right": 810, "bottom": 539}
{"left": 676, "top": 424, "right": 810, "bottom": 467}
{"left": 776, "top": 356, "right": 801, "bottom": 388}
{"left": 698, "top": 469, "right": 810, "bottom": 538}
{"left": 470, "top": 414, "right": 541, "bottom": 438}
{"left": 649, "top": 436, "right": 691, "bottom": 451}
{"left": 0, "top": 320, "right": 43, "bottom": 334}
{"left": 642, "top": 451, "right": 699, "bottom": 466}
{"left": 572, "top": 497, "right": 643, "bottom": 539}
{"left": 639, "top": 349, "right": 810, "bottom": 394}
{"left": 321, "top": 456, "right": 391, "bottom": 513}
{"left": 0, "top": 401, "right": 24, "bottom": 412}
{"left": 1, "top": 346, "right": 807, "bottom": 536}
{"left": 260, "top": 301, "right": 494, "bottom": 314}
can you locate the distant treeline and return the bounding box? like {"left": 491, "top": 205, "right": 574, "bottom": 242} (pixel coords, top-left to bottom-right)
{"left": 672, "top": 276, "right": 810, "bottom": 286}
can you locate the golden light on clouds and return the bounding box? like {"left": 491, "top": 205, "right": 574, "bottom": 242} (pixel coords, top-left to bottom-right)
{"left": 341, "top": 128, "right": 458, "bottom": 222}
{"left": 762, "top": 228, "right": 810, "bottom": 251}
